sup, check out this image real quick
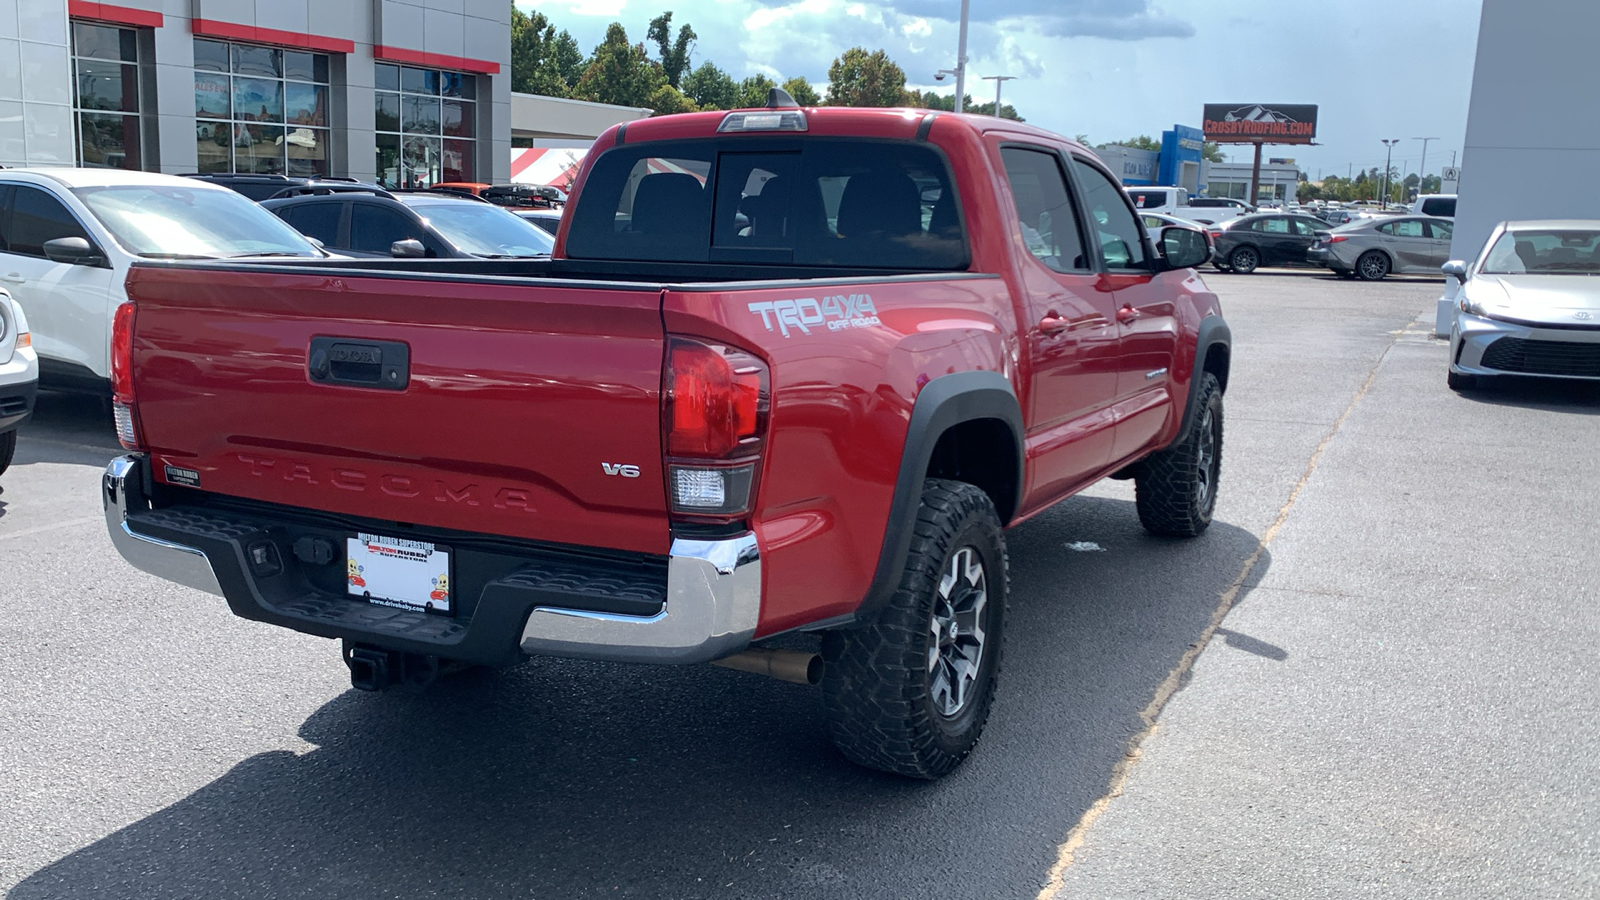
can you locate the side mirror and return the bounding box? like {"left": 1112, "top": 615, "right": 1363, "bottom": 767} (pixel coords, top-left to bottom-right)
{"left": 42, "top": 236, "right": 106, "bottom": 267}
{"left": 306, "top": 236, "right": 326, "bottom": 250}
{"left": 1441, "top": 259, "right": 1468, "bottom": 282}
{"left": 1157, "top": 225, "right": 1211, "bottom": 270}
{"left": 390, "top": 238, "right": 426, "bottom": 258}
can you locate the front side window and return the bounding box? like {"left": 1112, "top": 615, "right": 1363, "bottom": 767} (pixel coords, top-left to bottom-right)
{"left": 3, "top": 186, "right": 92, "bottom": 257}
{"left": 1001, "top": 147, "right": 1088, "bottom": 273}
{"left": 72, "top": 21, "right": 143, "bottom": 170}
{"left": 1291, "top": 218, "right": 1324, "bottom": 236}
{"left": 1426, "top": 220, "right": 1453, "bottom": 241}
{"left": 1069, "top": 157, "right": 1146, "bottom": 269}
{"left": 375, "top": 64, "right": 475, "bottom": 188}
{"left": 193, "top": 39, "right": 330, "bottom": 176}
{"left": 566, "top": 139, "right": 966, "bottom": 270}
{"left": 72, "top": 184, "right": 319, "bottom": 258}
{"left": 350, "top": 203, "right": 425, "bottom": 254}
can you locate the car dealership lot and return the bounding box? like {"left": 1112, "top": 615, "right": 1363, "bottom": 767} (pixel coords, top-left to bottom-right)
{"left": 1, "top": 271, "right": 1595, "bottom": 899}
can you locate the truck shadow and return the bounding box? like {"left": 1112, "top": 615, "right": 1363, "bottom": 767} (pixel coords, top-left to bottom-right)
{"left": 9, "top": 497, "right": 1270, "bottom": 900}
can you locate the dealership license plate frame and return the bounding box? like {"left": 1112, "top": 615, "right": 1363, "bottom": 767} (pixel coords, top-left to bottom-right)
{"left": 345, "top": 532, "right": 454, "bottom": 615}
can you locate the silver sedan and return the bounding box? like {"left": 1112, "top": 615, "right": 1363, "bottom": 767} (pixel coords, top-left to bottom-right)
{"left": 1445, "top": 220, "right": 1600, "bottom": 390}
{"left": 1307, "top": 215, "right": 1455, "bottom": 280}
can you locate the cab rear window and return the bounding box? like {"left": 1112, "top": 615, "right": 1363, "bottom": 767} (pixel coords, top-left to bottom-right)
{"left": 564, "top": 139, "right": 968, "bottom": 270}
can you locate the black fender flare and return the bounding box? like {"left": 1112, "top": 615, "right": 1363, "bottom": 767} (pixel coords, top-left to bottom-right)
{"left": 844, "top": 371, "right": 1023, "bottom": 627}
{"left": 1177, "top": 315, "right": 1231, "bottom": 440}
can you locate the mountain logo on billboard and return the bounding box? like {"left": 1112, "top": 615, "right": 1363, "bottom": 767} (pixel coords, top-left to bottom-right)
{"left": 1223, "top": 105, "right": 1298, "bottom": 125}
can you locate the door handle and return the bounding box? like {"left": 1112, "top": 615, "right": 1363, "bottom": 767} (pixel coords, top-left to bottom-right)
{"left": 1038, "top": 314, "right": 1069, "bottom": 334}
{"left": 0, "top": 273, "right": 23, "bottom": 284}
{"left": 1116, "top": 305, "right": 1141, "bottom": 323}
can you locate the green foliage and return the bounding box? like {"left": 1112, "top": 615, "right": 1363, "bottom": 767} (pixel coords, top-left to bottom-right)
{"left": 737, "top": 74, "right": 777, "bottom": 109}
{"left": 510, "top": 7, "right": 585, "bottom": 97}
{"left": 1117, "top": 135, "right": 1162, "bottom": 152}
{"left": 647, "top": 12, "right": 696, "bottom": 88}
{"left": 825, "top": 47, "right": 909, "bottom": 107}
{"left": 573, "top": 23, "right": 665, "bottom": 108}
{"left": 782, "top": 77, "right": 821, "bottom": 107}
{"left": 682, "top": 61, "right": 740, "bottom": 110}
{"left": 647, "top": 84, "right": 697, "bottom": 116}
{"left": 1201, "top": 141, "right": 1225, "bottom": 163}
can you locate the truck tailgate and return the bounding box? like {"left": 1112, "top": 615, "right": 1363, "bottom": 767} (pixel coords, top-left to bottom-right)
{"left": 125, "top": 265, "right": 670, "bottom": 555}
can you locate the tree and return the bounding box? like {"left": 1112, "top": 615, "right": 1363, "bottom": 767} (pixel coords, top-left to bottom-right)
{"left": 647, "top": 11, "right": 696, "bottom": 88}
{"left": 1201, "top": 141, "right": 1225, "bottom": 163}
{"left": 1115, "top": 135, "right": 1162, "bottom": 151}
{"left": 573, "top": 23, "right": 665, "bottom": 108}
{"left": 682, "top": 61, "right": 740, "bottom": 110}
{"left": 782, "top": 76, "right": 821, "bottom": 107}
{"left": 737, "top": 74, "right": 777, "bottom": 109}
{"left": 510, "top": 7, "right": 586, "bottom": 97}
{"left": 825, "top": 47, "right": 909, "bottom": 107}
{"left": 647, "top": 84, "right": 697, "bottom": 116}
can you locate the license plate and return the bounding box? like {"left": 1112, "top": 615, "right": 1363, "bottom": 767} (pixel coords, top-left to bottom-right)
{"left": 346, "top": 532, "right": 452, "bottom": 614}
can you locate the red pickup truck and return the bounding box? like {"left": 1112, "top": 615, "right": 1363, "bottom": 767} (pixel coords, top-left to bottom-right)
{"left": 104, "top": 98, "right": 1229, "bottom": 779}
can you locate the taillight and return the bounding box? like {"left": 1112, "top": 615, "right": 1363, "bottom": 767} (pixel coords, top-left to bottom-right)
{"left": 663, "top": 338, "right": 769, "bottom": 519}
{"left": 110, "top": 302, "right": 143, "bottom": 450}
{"left": 1327, "top": 235, "right": 1348, "bottom": 244}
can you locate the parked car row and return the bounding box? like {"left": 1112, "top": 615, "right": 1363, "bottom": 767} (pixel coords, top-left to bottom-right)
{"left": 1208, "top": 211, "right": 1455, "bottom": 280}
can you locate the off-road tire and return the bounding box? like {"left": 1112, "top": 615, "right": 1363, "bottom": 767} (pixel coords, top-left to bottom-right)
{"left": 1356, "top": 250, "right": 1391, "bottom": 281}
{"left": 0, "top": 430, "right": 14, "bottom": 478}
{"left": 821, "top": 479, "right": 1007, "bottom": 780}
{"left": 1135, "top": 373, "right": 1223, "bottom": 537}
{"left": 1229, "top": 246, "right": 1259, "bottom": 274}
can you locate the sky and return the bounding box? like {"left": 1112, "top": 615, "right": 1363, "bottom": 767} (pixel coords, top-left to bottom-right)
{"left": 518, "top": 0, "right": 1485, "bottom": 182}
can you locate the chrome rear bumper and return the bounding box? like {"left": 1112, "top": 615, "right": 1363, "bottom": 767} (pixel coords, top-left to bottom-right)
{"left": 103, "top": 455, "right": 760, "bottom": 665}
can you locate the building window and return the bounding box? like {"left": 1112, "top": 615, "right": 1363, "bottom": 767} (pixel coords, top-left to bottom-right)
{"left": 72, "top": 22, "right": 143, "bottom": 170}
{"left": 194, "top": 39, "right": 329, "bottom": 176}
{"left": 375, "top": 63, "right": 475, "bottom": 188}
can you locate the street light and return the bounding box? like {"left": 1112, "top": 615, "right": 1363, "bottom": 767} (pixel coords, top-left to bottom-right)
{"left": 980, "top": 75, "right": 1016, "bottom": 116}
{"left": 1380, "top": 139, "right": 1400, "bottom": 207}
{"left": 934, "top": 0, "right": 971, "bottom": 113}
{"left": 1413, "top": 136, "right": 1439, "bottom": 199}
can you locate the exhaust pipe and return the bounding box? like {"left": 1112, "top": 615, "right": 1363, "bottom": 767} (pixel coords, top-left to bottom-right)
{"left": 712, "top": 647, "right": 823, "bottom": 685}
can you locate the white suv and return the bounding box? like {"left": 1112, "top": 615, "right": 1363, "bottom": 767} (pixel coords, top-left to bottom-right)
{"left": 0, "top": 288, "right": 38, "bottom": 477}
{"left": 0, "top": 168, "right": 325, "bottom": 391}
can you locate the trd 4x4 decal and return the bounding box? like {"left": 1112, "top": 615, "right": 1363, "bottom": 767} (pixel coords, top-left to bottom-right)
{"left": 748, "top": 294, "right": 881, "bottom": 338}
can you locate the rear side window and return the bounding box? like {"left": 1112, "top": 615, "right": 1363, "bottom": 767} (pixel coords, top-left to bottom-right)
{"left": 4, "top": 185, "right": 91, "bottom": 257}
{"left": 278, "top": 202, "right": 343, "bottom": 245}
{"left": 1128, "top": 191, "right": 1168, "bottom": 210}
{"left": 565, "top": 139, "right": 967, "bottom": 270}
{"left": 1420, "top": 197, "right": 1456, "bottom": 217}
{"left": 1000, "top": 147, "right": 1088, "bottom": 273}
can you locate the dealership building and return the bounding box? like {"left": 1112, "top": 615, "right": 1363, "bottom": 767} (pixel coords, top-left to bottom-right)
{"left": 0, "top": 0, "right": 643, "bottom": 186}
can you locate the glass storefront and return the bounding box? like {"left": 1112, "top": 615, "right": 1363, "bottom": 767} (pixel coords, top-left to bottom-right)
{"left": 72, "top": 22, "right": 142, "bottom": 169}
{"left": 374, "top": 63, "right": 475, "bottom": 188}
{"left": 193, "top": 38, "right": 330, "bottom": 175}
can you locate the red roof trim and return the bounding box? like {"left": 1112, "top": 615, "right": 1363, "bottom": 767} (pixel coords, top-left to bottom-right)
{"left": 374, "top": 45, "right": 500, "bottom": 75}
{"left": 191, "top": 18, "right": 356, "bottom": 55}
{"left": 68, "top": 1, "right": 164, "bottom": 28}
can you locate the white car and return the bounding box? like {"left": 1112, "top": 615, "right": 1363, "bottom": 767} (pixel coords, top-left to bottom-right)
{"left": 0, "top": 168, "right": 325, "bottom": 391}
{"left": 1445, "top": 219, "right": 1600, "bottom": 391}
{"left": 0, "top": 289, "right": 38, "bottom": 477}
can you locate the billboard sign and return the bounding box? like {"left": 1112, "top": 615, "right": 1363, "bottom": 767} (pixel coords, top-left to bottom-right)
{"left": 1203, "top": 104, "right": 1318, "bottom": 144}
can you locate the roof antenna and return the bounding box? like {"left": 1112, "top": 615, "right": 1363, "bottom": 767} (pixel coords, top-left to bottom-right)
{"left": 766, "top": 87, "right": 801, "bottom": 109}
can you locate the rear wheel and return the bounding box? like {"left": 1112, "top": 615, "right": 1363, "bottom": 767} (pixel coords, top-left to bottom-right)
{"left": 0, "top": 430, "right": 14, "bottom": 477}
{"left": 1356, "top": 250, "right": 1391, "bottom": 281}
{"left": 1135, "top": 374, "right": 1223, "bottom": 537}
{"left": 822, "top": 479, "right": 1006, "bottom": 779}
{"left": 1229, "top": 246, "right": 1259, "bottom": 274}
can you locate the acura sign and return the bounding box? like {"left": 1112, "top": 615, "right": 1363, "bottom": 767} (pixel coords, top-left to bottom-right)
{"left": 1203, "top": 104, "right": 1318, "bottom": 144}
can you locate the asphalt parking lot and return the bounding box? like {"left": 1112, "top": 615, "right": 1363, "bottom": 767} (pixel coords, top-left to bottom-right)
{"left": 1, "top": 269, "right": 1595, "bottom": 899}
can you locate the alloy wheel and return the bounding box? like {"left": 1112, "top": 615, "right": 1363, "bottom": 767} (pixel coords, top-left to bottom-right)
{"left": 927, "top": 547, "right": 988, "bottom": 718}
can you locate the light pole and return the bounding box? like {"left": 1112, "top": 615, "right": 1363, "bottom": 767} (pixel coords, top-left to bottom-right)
{"left": 980, "top": 75, "right": 1016, "bottom": 116}
{"left": 1380, "top": 139, "right": 1399, "bottom": 207}
{"left": 1413, "top": 136, "right": 1438, "bottom": 198}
